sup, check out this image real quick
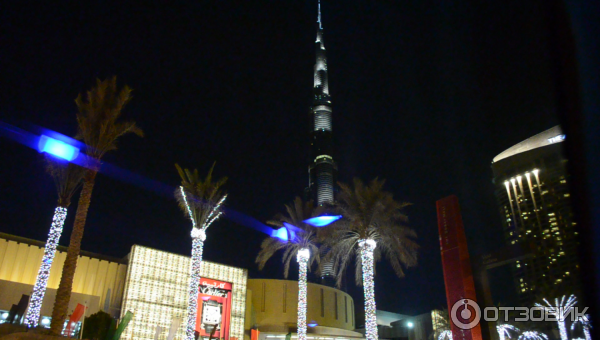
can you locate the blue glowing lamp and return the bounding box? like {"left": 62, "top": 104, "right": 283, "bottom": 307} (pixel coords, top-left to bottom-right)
{"left": 308, "top": 322, "right": 318, "bottom": 328}
{"left": 303, "top": 215, "right": 342, "bottom": 227}
{"left": 272, "top": 227, "right": 296, "bottom": 241}
{"left": 38, "top": 135, "right": 79, "bottom": 161}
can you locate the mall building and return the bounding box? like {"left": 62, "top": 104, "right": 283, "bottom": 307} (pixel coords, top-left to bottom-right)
{"left": 0, "top": 233, "right": 362, "bottom": 340}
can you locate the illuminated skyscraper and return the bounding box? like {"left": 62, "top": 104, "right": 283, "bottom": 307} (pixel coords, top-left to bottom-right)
{"left": 491, "top": 126, "right": 580, "bottom": 305}
{"left": 304, "top": 1, "right": 337, "bottom": 287}
{"left": 306, "top": 0, "right": 337, "bottom": 206}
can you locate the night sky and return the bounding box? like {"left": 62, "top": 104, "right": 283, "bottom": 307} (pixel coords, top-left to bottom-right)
{"left": 0, "top": 0, "right": 560, "bottom": 323}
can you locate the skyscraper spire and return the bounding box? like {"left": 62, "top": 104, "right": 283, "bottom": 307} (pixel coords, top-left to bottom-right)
{"left": 306, "top": 0, "right": 336, "bottom": 207}
{"left": 317, "top": 0, "right": 322, "bottom": 29}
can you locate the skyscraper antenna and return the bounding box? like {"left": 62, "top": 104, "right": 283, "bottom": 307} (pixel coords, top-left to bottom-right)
{"left": 318, "top": 0, "right": 322, "bottom": 29}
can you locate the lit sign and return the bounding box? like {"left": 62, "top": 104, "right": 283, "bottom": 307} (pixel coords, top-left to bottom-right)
{"left": 547, "top": 135, "right": 565, "bottom": 144}
{"left": 196, "top": 278, "right": 233, "bottom": 340}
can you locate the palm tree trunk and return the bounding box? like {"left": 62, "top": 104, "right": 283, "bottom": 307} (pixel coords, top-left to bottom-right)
{"left": 297, "top": 248, "right": 310, "bottom": 340}
{"left": 558, "top": 321, "right": 568, "bottom": 340}
{"left": 24, "top": 205, "right": 68, "bottom": 328}
{"left": 583, "top": 327, "right": 591, "bottom": 340}
{"left": 186, "top": 235, "right": 205, "bottom": 340}
{"left": 49, "top": 170, "right": 97, "bottom": 335}
{"left": 359, "top": 239, "right": 379, "bottom": 340}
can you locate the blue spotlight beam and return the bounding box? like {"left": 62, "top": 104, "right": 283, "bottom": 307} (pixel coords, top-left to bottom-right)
{"left": 0, "top": 120, "right": 280, "bottom": 239}
{"left": 303, "top": 215, "right": 342, "bottom": 227}
{"left": 38, "top": 135, "right": 80, "bottom": 161}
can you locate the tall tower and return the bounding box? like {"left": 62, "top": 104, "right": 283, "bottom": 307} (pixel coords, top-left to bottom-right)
{"left": 307, "top": 0, "right": 337, "bottom": 206}
{"left": 491, "top": 126, "right": 580, "bottom": 305}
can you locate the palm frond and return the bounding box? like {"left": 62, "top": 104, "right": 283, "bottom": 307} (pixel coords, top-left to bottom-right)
{"left": 255, "top": 197, "right": 322, "bottom": 275}
{"left": 45, "top": 156, "right": 85, "bottom": 207}
{"left": 174, "top": 162, "right": 227, "bottom": 229}
{"left": 75, "top": 76, "right": 142, "bottom": 161}
{"left": 327, "top": 178, "right": 419, "bottom": 287}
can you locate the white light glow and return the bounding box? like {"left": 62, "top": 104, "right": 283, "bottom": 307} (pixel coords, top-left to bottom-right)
{"left": 518, "top": 331, "right": 548, "bottom": 340}
{"left": 497, "top": 324, "right": 519, "bottom": 340}
{"left": 24, "top": 206, "right": 68, "bottom": 328}
{"left": 548, "top": 135, "right": 566, "bottom": 144}
{"left": 439, "top": 330, "right": 453, "bottom": 340}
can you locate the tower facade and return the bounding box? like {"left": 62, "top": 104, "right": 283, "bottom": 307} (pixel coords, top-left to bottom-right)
{"left": 491, "top": 126, "right": 580, "bottom": 305}
{"left": 307, "top": 0, "right": 337, "bottom": 206}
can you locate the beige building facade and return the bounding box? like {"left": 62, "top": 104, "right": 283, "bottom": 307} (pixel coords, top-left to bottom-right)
{"left": 0, "top": 234, "right": 361, "bottom": 340}
{"left": 246, "top": 279, "right": 363, "bottom": 340}
{"left": 0, "top": 233, "right": 127, "bottom": 322}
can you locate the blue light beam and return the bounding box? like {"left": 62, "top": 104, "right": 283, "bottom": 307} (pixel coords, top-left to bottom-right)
{"left": 38, "top": 135, "right": 80, "bottom": 161}
{"left": 272, "top": 226, "right": 296, "bottom": 241}
{"left": 303, "top": 215, "right": 342, "bottom": 227}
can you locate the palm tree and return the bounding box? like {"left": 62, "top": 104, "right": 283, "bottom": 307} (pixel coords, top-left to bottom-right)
{"left": 571, "top": 314, "right": 592, "bottom": 340}
{"left": 24, "top": 158, "right": 84, "bottom": 328}
{"left": 255, "top": 197, "right": 322, "bottom": 340}
{"left": 497, "top": 324, "right": 519, "bottom": 340}
{"left": 518, "top": 331, "right": 548, "bottom": 340}
{"left": 175, "top": 163, "right": 227, "bottom": 340}
{"left": 49, "top": 77, "right": 143, "bottom": 335}
{"left": 535, "top": 294, "right": 577, "bottom": 340}
{"left": 325, "top": 178, "right": 419, "bottom": 340}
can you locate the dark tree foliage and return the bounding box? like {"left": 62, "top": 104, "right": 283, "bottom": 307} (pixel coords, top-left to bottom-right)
{"left": 82, "top": 311, "right": 114, "bottom": 340}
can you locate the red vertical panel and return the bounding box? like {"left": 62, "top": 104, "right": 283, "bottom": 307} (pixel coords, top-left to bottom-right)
{"left": 65, "top": 303, "right": 86, "bottom": 337}
{"left": 251, "top": 329, "right": 260, "bottom": 340}
{"left": 437, "top": 196, "right": 482, "bottom": 340}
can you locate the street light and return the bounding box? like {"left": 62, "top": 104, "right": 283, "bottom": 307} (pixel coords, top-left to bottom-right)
{"left": 303, "top": 215, "right": 342, "bottom": 227}
{"left": 38, "top": 135, "right": 80, "bottom": 161}
{"left": 271, "top": 215, "right": 341, "bottom": 241}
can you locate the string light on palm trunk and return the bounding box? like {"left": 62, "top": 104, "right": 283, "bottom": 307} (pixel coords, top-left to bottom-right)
{"left": 24, "top": 206, "right": 68, "bottom": 328}
{"left": 571, "top": 314, "right": 592, "bottom": 340}
{"left": 297, "top": 248, "right": 310, "bottom": 340}
{"left": 185, "top": 237, "right": 204, "bottom": 340}
{"left": 359, "top": 239, "right": 378, "bottom": 340}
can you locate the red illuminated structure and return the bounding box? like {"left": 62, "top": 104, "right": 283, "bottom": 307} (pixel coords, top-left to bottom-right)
{"left": 195, "top": 278, "right": 233, "bottom": 340}
{"left": 437, "top": 196, "right": 483, "bottom": 340}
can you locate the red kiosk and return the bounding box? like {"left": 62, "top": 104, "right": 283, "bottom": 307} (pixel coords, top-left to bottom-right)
{"left": 195, "top": 278, "right": 233, "bottom": 340}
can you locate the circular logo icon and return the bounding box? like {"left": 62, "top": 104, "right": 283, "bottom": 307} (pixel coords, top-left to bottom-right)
{"left": 450, "top": 299, "right": 481, "bottom": 330}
